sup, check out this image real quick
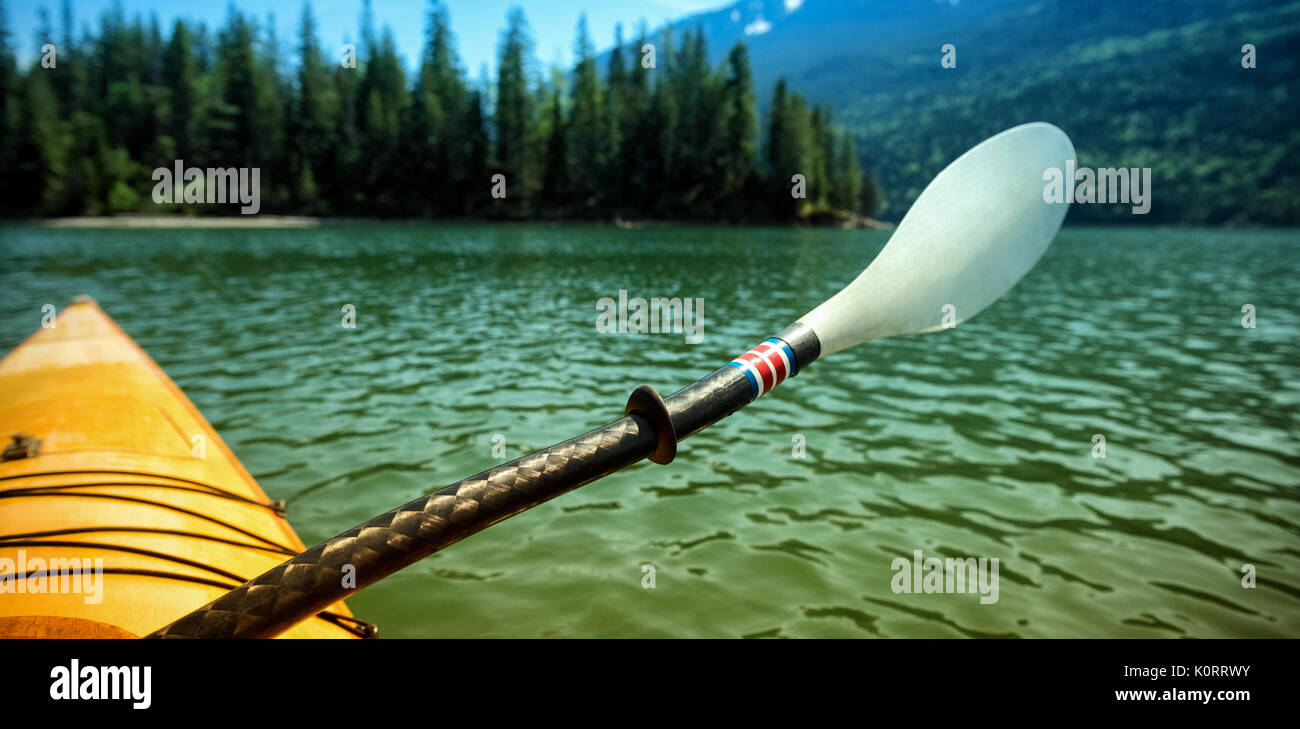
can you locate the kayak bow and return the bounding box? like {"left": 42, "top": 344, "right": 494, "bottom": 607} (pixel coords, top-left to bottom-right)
{"left": 0, "top": 299, "right": 370, "bottom": 638}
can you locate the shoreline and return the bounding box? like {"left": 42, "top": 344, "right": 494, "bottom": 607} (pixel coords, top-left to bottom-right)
{"left": 14, "top": 216, "right": 1292, "bottom": 231}
{"left": 25, "top": 214, "right": 896, "bottom": 230}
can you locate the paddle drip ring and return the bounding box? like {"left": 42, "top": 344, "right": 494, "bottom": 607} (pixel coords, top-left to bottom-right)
{"left": 624, "top": 385, "right": 677, "bottom": 465}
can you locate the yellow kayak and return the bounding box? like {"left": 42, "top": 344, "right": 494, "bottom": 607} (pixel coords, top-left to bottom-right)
{"left": 0, "top": 298, "right": 367, "bottom": 638}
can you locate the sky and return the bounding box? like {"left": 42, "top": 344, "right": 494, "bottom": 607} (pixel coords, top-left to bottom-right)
{"left": 7, "top": 0, "right": 736, "bottom": 77}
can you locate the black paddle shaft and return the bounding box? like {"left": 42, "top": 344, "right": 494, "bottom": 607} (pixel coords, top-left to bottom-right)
{"left": 148, "top": 324, "right": 820, "bottom": 638}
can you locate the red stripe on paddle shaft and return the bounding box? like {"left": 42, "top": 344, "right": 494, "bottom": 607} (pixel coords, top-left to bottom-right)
{"left": 738, "top": 352, "right": 774, "bottom": 391}
{"left": 755, "top": 342, "right": 788, "bottom": 381}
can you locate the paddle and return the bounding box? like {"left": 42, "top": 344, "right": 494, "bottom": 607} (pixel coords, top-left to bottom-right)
{"left": 150, "top": 122, "right": 1075, "bottom": 639}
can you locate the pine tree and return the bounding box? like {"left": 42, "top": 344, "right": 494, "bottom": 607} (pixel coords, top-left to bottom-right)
{"left": 461, "top": 88, "right": 488, "bottom": 214}
{"left": 664, "top": 27, "right": 722, "bottom": 217}
{"left": 333, "top": 31, "right": 361, "bottom": 212}
{"left": 650, "top": 26, "right": 679, "bottom": 217}
{"left": 356, "top": 28, "right": 408, "bottom": 213}
{"left": 428, "top": 1, "right": 470, "bottom": 213}
{"left": 621, "top": 22, "right": 655, "bottom": 216}
{"left": 405, "top": 2, "right": 445, "bottom": 215}
{"left": 290, "top": 2, "right": 337, "bottom": 213}
{"left": 495, "top": 7, "right": 533, "bottom": 208}
{"left": 162, "top": 21, "right": 200, "bottom": 159}
{"left": 49, "top": 0, "right": 77, "bottom": 114}
{"left": 831, "top": 132, "right": 862, "bottom": 213}
{"left": 540, "top": 88, "right": 568, "bottom": 210}
{"left": 859, "top": 151, "right": 880, "bottom": 217}
{"left": 809, "top": 105, "right": 832, "bottom": 206}
{"left": 567, "top": 15, "right": 604, "bottom": 214}
{"left": 258, "top": 13, "right": 287, "bottom": 210}
{"left": 0, "top": 0, "right": 20, "bottom": 215}
{"left": 604, "top": 23, "right": 628, "bottom": 214}
{"left": 18, "top": 70, "right": 69, "bottom": 213}
{"left": 718, "top": 42, "right": 756, "bottom": 217}
{"left": 210, "top": 10, "right": 263, "bottom": 170}
{"left": 766, "top": 78, "right": 793, "bottom": 218}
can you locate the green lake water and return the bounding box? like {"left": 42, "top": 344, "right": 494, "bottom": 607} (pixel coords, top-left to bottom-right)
{"left": 1, "top": 223, "right": 1297, "bottom": 637}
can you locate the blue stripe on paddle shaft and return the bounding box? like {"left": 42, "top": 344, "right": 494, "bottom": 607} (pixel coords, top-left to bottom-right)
{"left": 727, "top": 361, "right": 760, "bottom": 401}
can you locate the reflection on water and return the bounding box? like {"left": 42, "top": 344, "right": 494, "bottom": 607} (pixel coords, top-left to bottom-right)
{"left": 1, "top": 223, "right": 1297, "bottom": 637}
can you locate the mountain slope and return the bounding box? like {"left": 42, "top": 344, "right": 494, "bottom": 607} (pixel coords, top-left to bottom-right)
{"left": 645, "top": 0, "right": 1300, "bottom": 223}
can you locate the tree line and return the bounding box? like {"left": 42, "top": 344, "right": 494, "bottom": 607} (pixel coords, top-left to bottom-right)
{"left": 0, "top": 0, "right": 877, "bottom": 221}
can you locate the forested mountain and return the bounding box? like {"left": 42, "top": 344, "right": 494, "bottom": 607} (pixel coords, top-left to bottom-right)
{"left": 634, "top": 0, "right": 1299, "bottom": 223}
{"left": 0, "top": 0, "right": 871, "bottom": 221}
{"left": 5, "top": 0, "right": 1295, "bottom": 224}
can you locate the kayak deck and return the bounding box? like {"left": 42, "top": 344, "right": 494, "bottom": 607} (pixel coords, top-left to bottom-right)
{"left": 0, "top": 299, "right": 367, "bottom": 638}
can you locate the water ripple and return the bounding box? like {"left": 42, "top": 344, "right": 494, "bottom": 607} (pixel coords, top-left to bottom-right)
{"left": 2, "top": 223, "right": 1297, "bottom": 637}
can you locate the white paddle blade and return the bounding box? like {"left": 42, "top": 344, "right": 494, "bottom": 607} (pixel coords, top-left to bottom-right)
{"left": 799, "top": 122, "right": 1075, "bottom": 357}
